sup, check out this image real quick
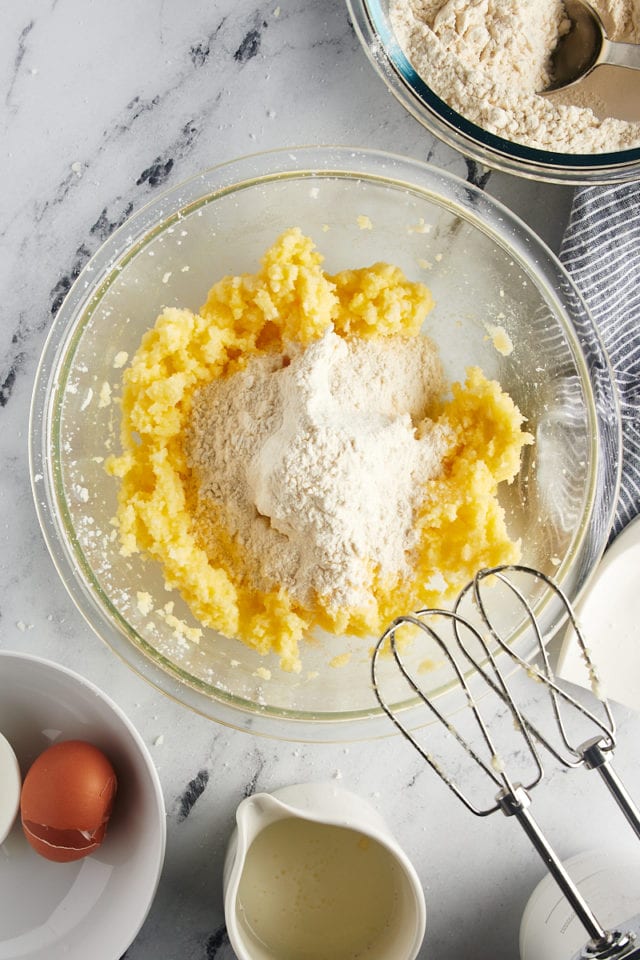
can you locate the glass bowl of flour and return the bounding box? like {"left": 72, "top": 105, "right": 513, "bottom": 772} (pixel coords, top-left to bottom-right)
{"left": 347, "top": 0, "right": 640, "bottom": 184}
{"left": 30, "top": 147, "right": 620, "bottom": 740}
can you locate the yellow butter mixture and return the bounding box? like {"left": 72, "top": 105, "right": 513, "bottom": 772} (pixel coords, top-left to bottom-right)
{"left": 107, "top": 228, "right": 532, "bottom": 671}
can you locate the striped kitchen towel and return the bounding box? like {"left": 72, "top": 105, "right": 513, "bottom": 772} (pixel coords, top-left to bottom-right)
{"left": 559, "top": 183, "right": 640, "bottom": 539}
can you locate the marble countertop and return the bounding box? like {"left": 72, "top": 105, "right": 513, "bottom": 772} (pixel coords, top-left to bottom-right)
{"left": 2, "top": 2, "right": 639, "bottom": 958}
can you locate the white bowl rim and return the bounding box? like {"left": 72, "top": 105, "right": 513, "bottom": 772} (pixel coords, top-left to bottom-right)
{"left": 0, "top": 649, "right": 166, "bottom": 959}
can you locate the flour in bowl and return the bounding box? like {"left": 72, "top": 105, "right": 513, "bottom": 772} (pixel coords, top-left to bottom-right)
{"left": 108, "top": 227, "right": 532, "bottom": 670}
{"left": 390, "top": 0, "right": 640, "bottom": 152}
{"left": 186, "top": 329, "right": 450, "bottom": 613}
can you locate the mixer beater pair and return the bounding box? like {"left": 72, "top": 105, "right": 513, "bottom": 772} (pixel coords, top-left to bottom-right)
{"left": 372, "top": 565, "right": 640, "bottom": 960}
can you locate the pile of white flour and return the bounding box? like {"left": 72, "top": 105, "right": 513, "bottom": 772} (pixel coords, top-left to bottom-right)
{"left": 390, "top": 0, "right": 640, "bottom": 152}
{"left": 186, "top": 329, "right": 450, "bottom": 613}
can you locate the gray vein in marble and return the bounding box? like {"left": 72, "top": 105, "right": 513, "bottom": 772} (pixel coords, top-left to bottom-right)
{"left": 5, "top": 19, "right": 34, "bottom": 108}
{"left": 233, "top": 12, "right": 269, "bottom": 65}
{"left": 95, "top": 11, "right": 262, "bottom": 162}
{"left": 110, "top": 94, "right": 163, "bottom": 139}
{"left": 90, "top": 203, "right": 136, "bottom": 244}
{"left": 134, "top": 114, "right": 201, "bottom": 197}
{"left": 464, "top": 158, "right": 492, "bottom": 190}
{"left": 188, "top": 15, "right": 230, "bottom": 69}
{"left": 407, "top": 764, "right": 429, "bottom": 789}
{"left": 190, "top": 41, "right": 211, "bottom": 69}
{"left": 48, "top": 199, "right": 135, "bottom": 318}
{"left": 0, "top": 349, "right": 25, "bottom": 408}
{"left": 136, "top": 157, "right": 174, "bottom": 189}
{"left": 243, "top": 749, "right": 267, "bottom": 798}
{"left": 112, "top": 98, "right": 204, "bottom": 175}
{"left": 234, "top": 22, "right": 266, "bottom": 65}
{"left": 177, "top": 768, "right": 210, "bottom": 822}
{"left": 47, "top": 242, "right": 91, "bottom": 318}
{"left": 205, "top": 926, "right": 231, "bottom": 958}
{"left": 32, "top": 167, "right": 90, "bottom": 229}
{"left": 0, "top": 291, "right": 52, "bottom": 410}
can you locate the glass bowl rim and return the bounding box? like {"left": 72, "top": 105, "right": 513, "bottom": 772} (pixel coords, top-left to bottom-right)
{"left": 29, "top": 145, "right": 621, "bottom": 741}
{"left": 346, "top": 0, "right": 640, "bottom": 186}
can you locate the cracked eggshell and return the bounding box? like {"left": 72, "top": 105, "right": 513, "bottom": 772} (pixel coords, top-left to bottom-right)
{"left": 20, "top": 739, "right": 117, "bottom": 863}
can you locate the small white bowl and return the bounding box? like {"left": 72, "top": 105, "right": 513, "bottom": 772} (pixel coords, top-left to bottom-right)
{"left": 0, "top": 651, "right": 166, "bottom": 960}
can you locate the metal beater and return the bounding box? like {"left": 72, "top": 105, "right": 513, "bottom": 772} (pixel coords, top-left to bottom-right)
{"left": 372, "top": 564, "right": 640, "bottom": 960}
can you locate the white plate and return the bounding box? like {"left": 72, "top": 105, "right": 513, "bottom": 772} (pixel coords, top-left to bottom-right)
{"left": 557, "top": 514, "right": 640, "bottom": 711}
{"left": 0, "top": 651, "right": 166, "bottom": 960}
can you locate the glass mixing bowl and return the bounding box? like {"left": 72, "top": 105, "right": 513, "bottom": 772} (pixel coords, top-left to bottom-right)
{"left": 30, "top": 146, "right": 620, "bottom": 740}
{"left": 346, "top": 0, "right": 640, "bottom": 185}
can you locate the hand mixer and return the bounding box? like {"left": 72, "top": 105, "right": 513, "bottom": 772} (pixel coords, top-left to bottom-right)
{"left": 371, "top": 565, "right": 640, "bottom": 960}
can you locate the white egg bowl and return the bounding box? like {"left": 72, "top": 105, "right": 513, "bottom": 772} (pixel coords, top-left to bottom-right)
{"left": 0, "top": 651, "right": 166, "bottom": 960}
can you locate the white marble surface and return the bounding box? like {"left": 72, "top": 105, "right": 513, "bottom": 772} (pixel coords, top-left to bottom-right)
{"left": 1, "top": 2, "right": 639, "bottom": 959}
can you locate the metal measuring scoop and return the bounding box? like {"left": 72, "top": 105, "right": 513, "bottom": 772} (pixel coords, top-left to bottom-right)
{"left": 544, "top": 0, "right": 640, "bottom": 99}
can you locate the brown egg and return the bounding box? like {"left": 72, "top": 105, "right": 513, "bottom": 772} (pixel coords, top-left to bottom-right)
{"left": 20, "top": 740, "right": 117, "bottom": 863}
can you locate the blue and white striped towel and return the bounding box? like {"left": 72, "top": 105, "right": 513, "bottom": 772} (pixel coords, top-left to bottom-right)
{"left": 560, "top": 183, "right": 640, "bottom": 540}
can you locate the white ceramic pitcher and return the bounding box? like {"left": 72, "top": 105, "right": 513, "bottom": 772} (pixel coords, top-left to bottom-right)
{"left": 223, "top": 781, "right": 426, "bottom": 960}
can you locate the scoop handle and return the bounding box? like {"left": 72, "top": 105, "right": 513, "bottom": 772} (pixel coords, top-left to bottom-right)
{"left": 600, "top": 37, "right": 640, "bottom": 72}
